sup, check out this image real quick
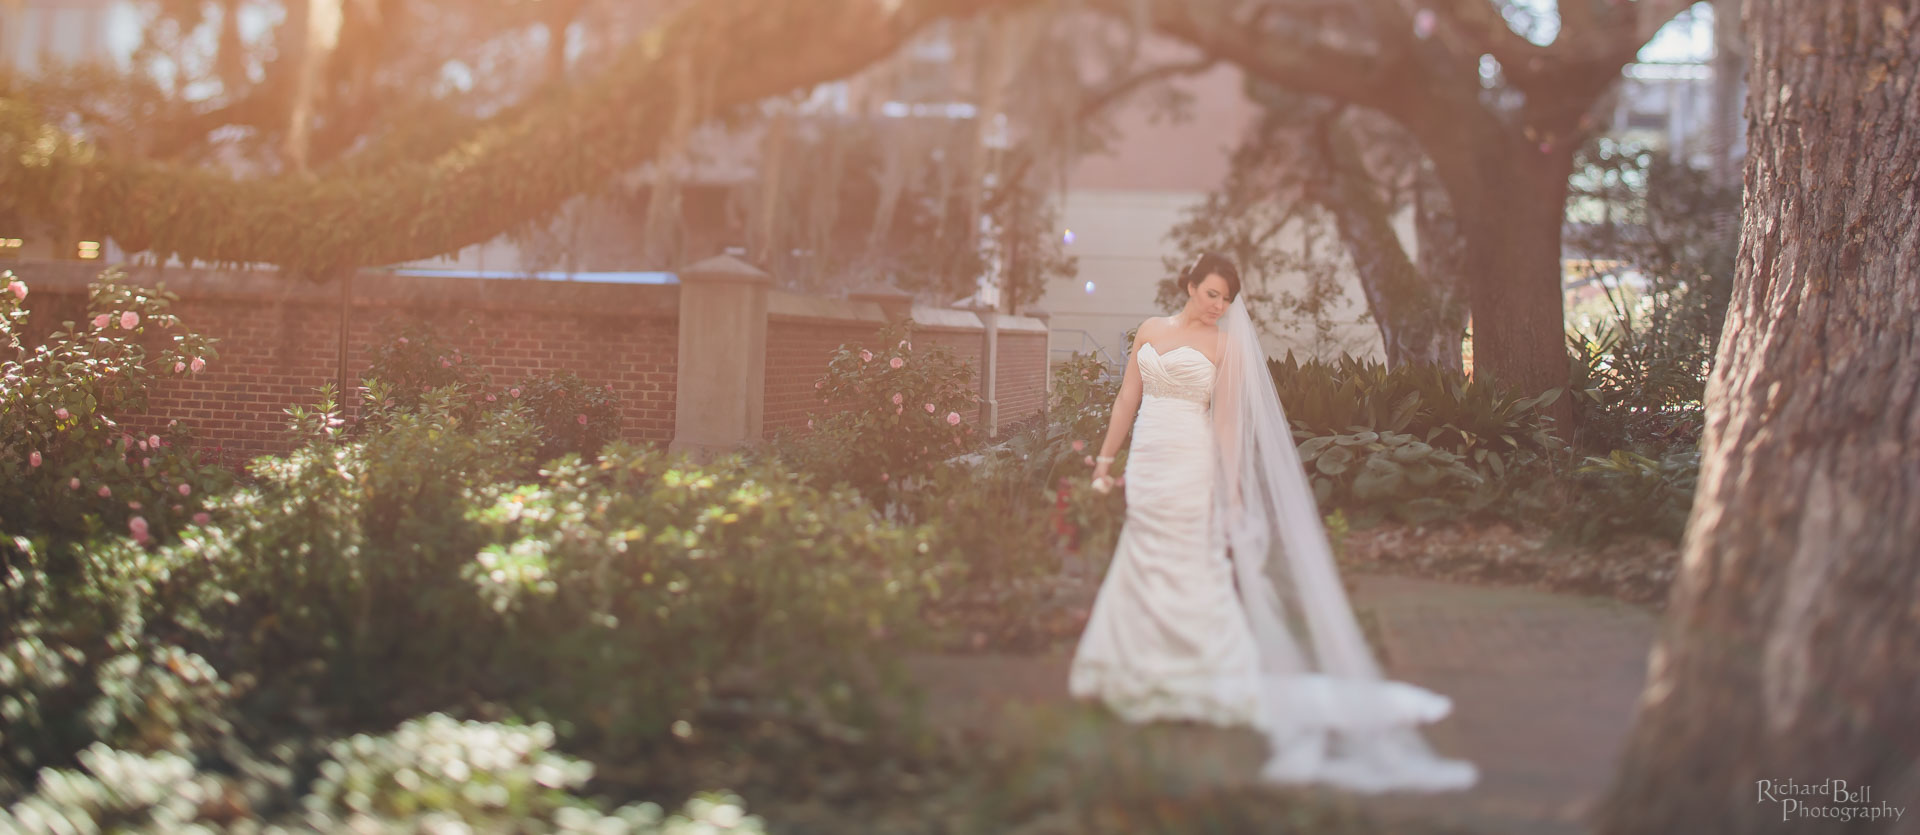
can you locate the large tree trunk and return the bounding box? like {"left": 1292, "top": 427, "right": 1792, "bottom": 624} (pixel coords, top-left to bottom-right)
{"left": 1596, "top": 2, "right": 1920, "bottom": 832}
{"left": 1454, "top": 133, "right": 1577, "bottom": 425}
{"left": 283, "top": 0, "right": 345, "bottom": 173}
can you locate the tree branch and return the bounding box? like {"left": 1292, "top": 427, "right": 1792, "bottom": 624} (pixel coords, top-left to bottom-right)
{"left": 1116, "top": 0, "right": 1406, "bottom": 114}
{"left": 1427, "top": 0, "right": 1555, "bottom": 77}
{"left": 1077, "top": 55, "right": 1219, "bottom": 120}
{"left": 0, "top": 0, "right": 1035, "bottom": 275}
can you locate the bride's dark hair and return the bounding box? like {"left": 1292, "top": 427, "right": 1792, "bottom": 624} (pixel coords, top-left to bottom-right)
{"left": 1178, "top": 252, "right": 1241, "bottom": 301}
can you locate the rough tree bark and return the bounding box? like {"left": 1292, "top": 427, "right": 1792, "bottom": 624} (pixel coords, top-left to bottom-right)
{"left": 1302, "top": 105, "right": 1467, "bottom": 371}
{"left": 1596, "top": 2, "right": 1920, "bottom": 832}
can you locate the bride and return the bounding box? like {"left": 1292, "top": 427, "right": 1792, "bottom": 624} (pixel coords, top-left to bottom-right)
{"left": 1069, "top": 253, "right": 1477, "bottom": 793}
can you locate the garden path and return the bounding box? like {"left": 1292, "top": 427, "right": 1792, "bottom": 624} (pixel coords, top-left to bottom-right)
{"left": 906, "top": 574, "right": 1660, "bottom": 834}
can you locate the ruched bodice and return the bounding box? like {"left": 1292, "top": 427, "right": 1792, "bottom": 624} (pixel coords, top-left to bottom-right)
{"left": 1138, "top": 343, "right": 1214, "bottom": 406}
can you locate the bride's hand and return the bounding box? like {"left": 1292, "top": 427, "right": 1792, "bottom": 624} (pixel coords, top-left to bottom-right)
{"left": 1091, "top": 461, "right": 1114, "bottom": 494}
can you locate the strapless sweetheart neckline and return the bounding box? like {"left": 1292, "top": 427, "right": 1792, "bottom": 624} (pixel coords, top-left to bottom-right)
{"left": 1141, "top": 342, "right": 1216, "bottom": 369}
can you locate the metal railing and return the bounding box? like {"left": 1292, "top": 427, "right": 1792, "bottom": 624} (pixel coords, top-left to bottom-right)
{"left": 1049, "top": 328, "right": 1124, "bottom": 382}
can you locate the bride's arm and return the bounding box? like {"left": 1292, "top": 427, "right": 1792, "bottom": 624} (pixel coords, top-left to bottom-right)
{"left": 1092, "top": 320, "right": 1152, "bottom": 484}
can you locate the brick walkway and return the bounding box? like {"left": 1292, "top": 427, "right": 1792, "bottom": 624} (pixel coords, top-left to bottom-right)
{"left": 906, "top": 574, "right": 1659, "bottom": 834}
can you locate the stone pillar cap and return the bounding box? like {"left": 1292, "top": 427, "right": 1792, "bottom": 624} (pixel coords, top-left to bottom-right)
{"left": 678, "top": 254, "right": 771, "bottom": 283}
{"left": 846, "top": 282, "right": 913, "bottom": 303}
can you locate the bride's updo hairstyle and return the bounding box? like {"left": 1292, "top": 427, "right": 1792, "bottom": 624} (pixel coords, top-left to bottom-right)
{"left": 1178, "top": 252, "right": 1242, "bottom": 302}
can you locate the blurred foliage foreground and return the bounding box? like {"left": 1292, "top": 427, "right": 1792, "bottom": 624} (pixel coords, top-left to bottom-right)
{"left": 0, "top": 270, "right": 1694, "bottom": 833}
{"left": 0, "top": 272, "right": 1446, "bottom": 834}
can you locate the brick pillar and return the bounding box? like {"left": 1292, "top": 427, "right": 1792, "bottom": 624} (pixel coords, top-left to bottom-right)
{"left": 670, "top": 255, "right": 770, "bottom": 461}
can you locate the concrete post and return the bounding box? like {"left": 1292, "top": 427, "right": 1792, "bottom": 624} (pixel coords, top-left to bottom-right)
{"left": 669, "top": 255, "right": 770, "bottom": 461}
{"left": 973, "top": 307, "right": 1002, "bottom": 437}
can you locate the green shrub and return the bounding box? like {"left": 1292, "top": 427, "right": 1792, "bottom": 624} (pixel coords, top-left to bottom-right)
{"left": 1269, "top": 351, "right": 1565, "bottom": 474}
{"left": 0, "top": 271, "right": 230, "bottom": 553}
{"left": 360, "top": 322, "right": 624, "bottom": 464}
{"left": 776, "top": 323, "right": 979, "bottom": 500}
{"left": 1048, "top": 352, "right": 1120, "bottom": 449}
{"left": 1296, "top": 429, "right": 1490, "bottom": 526}
{"left": 0, "top": 716, "right": 769, "bottom": 834}
{"left": 154, "top": 384, "right": 541, "bottom": 729}
{"left": 0, "top": 532, "right": 239, "bottom": 798}
{"left": 1559, "top": 448, "right": 1701, "bottom": 544}
{"left": 362, "top": 319, "right": 496, "bottom": 412}
{"left": 463, "top": 444, "right": 942, "bottom": 756}
{"left": 514, "top": 370, "right": 622, "bottom": 463}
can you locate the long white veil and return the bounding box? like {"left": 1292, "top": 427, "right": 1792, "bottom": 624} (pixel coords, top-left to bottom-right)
{"left": 1210, "top": 297, "right": 1478, "bottom": 792}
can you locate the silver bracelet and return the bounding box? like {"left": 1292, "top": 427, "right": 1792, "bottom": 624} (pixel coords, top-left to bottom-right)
{"left": 1095, "top": 455, "right": 1115, "bottom": 463}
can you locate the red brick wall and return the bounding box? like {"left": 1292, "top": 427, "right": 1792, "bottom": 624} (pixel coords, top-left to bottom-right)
{"left": 996, "top": 331, "right": 1050, "bottom": 427}
{"left": 763, "top": 319, "right": 882, "bottom": 437}
{"left": 12, "top": 262, "right": 1053, "bottom": 461}
{"left": 13, "top": 262, "right": 678, "bottom": 467}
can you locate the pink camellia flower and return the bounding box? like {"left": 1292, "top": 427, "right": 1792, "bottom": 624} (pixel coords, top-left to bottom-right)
{"left": 137, "top": 439, "right": 148, "bottom": 452}
{"left": 29, "top": 451, "right": 41, "bottom": 467}
{"left": 946, "top": 412, "right": 961, "bottom": 426}
{"left": 178, "top": 483, "right": 191, "bottom": 496}
{"left": 1072, "top": 440, "right": 1085, "bottom": 452}
{"left": 575, "top": 414, "right": 588, "bottom": 425}
{"left": 899, "top": 340, "right": 911, "bottom": 350}
{"left": 142, "top": 457, "right": 151, "bottom": 468}
{"left": 440, "top": 357, "right": 451, "bottom": 368}
{"left": 92, "top": 313, "right": 110, "bottom": 328}
{"left": 806, "top": 419, "right": 814, "bottom": 430}
{"left": 69, "top": 477, "right": 80, "bottom": 490}
{"left": 486, "top": 393, "right": 497, "bottom": 402}
{"left": 174, "top": 362, "right": 186, "bottom": 373}
{"left": 815, "top": 380, "right": 824, "bottom": 389}
{"left": 924, "top": 403, "right": 936, "bottom": 413}
{"left": 509, "top": 387, "right": 521, "bottom": 398}
{"left": 55, "top": 407, "right": 69, "bottom": 420}
{"left": 119, "top": 311, "right": 139, "bottom": 329}
{"left": 889, "top": 358, "right": 904, "bottom": 369}
{"left": 149, "top": 435, "right": 161, "bottom": 449}
{"left": 128, "top": 516, "right": 149, "bottom": 543}
{"left": 189, "top": 356, "right": 205, "bottom": 372}
{"left": 859, "top": 349, "right": 874, "bottom": 363}
{"left": 895, "top": 406, "right": 903, "bottom": 415}
{"left": 98, "top": 485, "right": 112, "bottom": 497}
{"left": 880, "top": 473, "right": 890, "bottom": 482}
{"left": 891, "top": 393, "right": 903, "bottom": 406}
{"left": 398, "top": 337, "right": 409, "bottom": 345}
{"left": 8, "top": 279, "right": 27, "bottom": 300}
{"left": 192, "top": 512, "right": 211, "bottom": 525}
{"left": 128, "top": 501, "right": 142, "bottom": 510}
{"left": 604, "top": 383, "right": 613, "bottom": 392}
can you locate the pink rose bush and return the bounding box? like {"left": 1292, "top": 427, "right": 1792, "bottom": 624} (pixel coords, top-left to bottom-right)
{"left": 2, "top": 271, "right": 226, "bottom": 546}
{"left": 779, "top": 324, "right": 979, "bottom": 498}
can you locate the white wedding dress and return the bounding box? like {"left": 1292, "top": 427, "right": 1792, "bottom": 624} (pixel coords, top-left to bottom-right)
{"left": 1069, "top": 340, "right": 1477, "bottom": 793}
